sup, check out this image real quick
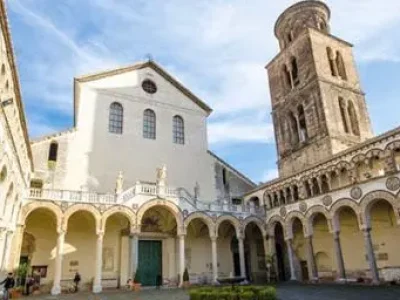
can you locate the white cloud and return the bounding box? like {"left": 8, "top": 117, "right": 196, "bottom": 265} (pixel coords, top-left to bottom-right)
{"left": 7, "top": 0, "right": 400, "bottom": 144}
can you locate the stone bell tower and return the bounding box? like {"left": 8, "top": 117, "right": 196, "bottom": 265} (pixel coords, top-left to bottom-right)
{"left": 267, "top": 0, "right": 373, "bottom": 177}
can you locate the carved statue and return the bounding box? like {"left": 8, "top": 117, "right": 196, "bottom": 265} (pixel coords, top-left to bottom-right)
{"left": 194, "top": 182, "right": 200, "bottom": 199}
{"left": 115, "top": 171, "right": 124, "bottom": 194}
{"left": 156, "top": 164, "right": 167, "bottom": 186}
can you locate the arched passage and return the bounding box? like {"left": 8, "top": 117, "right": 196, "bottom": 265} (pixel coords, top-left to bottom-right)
{"left": 20, "top": 208, "right": 59, "bottom": 289}
{"left": 217, "top": 220, "right": 240, "bottom": 278}
{"left": 65, "top": 210, "right": 98, "bottom": 287}
{"left": 273, "top": 222, "right": 288, "bottom": 281}
{"left": 245, "top": 222, "right": 266, "bottom": 283}
{"left": 137, "top": 204, "right": 180, "bottom": 286}
{"left": 103, "top": 212, "right": 132, "bottom": 287}
{"left": 367, "top": 199, "right": 400, "bottom": 279}
{"left": 310, "top": 213, "right": 334, "bottom": 280}
{"left": 185, "top": 217, "right": 212, "bottom": 284}
{"left": 334, "top": 206, "right": 366, "bottom": 280}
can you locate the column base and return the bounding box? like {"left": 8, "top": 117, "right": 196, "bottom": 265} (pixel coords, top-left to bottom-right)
{"left": 92, "top": 285, "right": 102, "bottom": 293}
{"left": 335, "top": 278, "right": 347, "bottom": 283}
{"left": 51, "top": 285, "right": 61, "bottom": 295}
{"left": 212, "top": 280, "right": 220, "bottom": 286}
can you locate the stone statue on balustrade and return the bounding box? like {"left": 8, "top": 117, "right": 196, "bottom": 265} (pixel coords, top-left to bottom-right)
{"left": 115, "top": 171, "right": 124, "bottom": 195}
{"left": 194, "top": 182, "right": 200, "bottom": 199}
{"left": 156, "top": 164, "right": 167, "bottom": 186}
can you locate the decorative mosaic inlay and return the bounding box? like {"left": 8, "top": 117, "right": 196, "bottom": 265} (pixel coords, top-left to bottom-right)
{"left": 386, "top": 176, "right": 400, "bottom": 191}
{"left": 322, "top": 195, "right": 333, "bottom": 207}
{"left": 299, "top": 202, "right": 307, "bottom": 212}
{"left": 279, "top": 206, "right": 287, "bottom": 217}
{"left": 350, "top": 186, "right": 362, "bottom": 200}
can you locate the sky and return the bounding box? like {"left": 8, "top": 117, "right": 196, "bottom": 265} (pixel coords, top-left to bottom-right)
{"left": 5, "top": 0, "right": 400, "bottom": 184}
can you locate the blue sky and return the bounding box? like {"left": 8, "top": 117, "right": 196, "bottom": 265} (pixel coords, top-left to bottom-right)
{"left": 6, "top": 0, "right": 400, "bottom": 184}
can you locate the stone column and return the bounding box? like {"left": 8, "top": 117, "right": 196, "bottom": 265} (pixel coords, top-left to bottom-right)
{"left": 238, "top": 236, "right": 246, "bottom": 279}
{"left": 2, "top": 231, "right": 13, "bottom": 271}
{"left": 211, "top": 236, "right": 218, "bottom": 283}
{"left": 268, "top": 235, "right": 278, "bottom": 281}
{"left": 305, "top": 236, "right": 318, "bottom": 281}
{"left": 286, "top": 238, "right": 297, "bottom": 280}
{"left": 9, "top": 224, "right": 25, "bottom": 271}
{"left": 130, "top": 234, "right": 138, "bottom": 279}
{"left": 333, "top": 231, "right": 346, "bottom": 281}
{"left": 363, "top": 228, "right": 379, "bottom": 284}
{"left": 51, "top": 229, "right": 65, "bottom": 295}
{"left": 93, "top": 232, "right": 104, "bottom": 293}
{"left": 179, "top": 234, "right": 185, "bottom": 286}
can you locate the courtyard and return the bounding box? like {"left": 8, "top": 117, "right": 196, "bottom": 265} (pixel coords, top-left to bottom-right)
{"left": 23, "top": 284, "right": 400, "bottom": 300}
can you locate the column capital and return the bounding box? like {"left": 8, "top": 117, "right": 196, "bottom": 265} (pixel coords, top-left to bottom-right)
{"left": 178, "top": 234, "right": 186, "bottom": 240}
{"left": 210, "top": 235, "right": 218, "bottom": 242}
{"left": 96, "top": 231, "right": 104, "bottom": 238}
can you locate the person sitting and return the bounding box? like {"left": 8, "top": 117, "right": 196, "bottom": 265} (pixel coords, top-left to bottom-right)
{"left": 0, "top": 273, "right": 15, "bottom": 300}
{"left": 126, "top": 279, "right": 134, "bottom": 290}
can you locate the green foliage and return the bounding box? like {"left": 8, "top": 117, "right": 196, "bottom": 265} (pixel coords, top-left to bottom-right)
{"left": 183, "top": 268, "right": 190, "bottom": 282}
{"left": 188, "top": 285, "right": 277, "bottom": 300}
{"left": 259, "top": 286, "right": 277, "bottom": 300}
{"left": 239, "top": 291, "right": 254, "bottom": 300}
{"left": 133, "top": 269, "right": 141, "bottom": 283}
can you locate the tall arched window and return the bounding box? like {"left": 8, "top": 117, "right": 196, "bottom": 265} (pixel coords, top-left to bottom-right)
{"left": 143, "top": 109, "right": 156, "bottom": 139}
{"left": 282, "top": 65, "right": 292, "bottom": 90}
{"left": 48, "top": 141, "right": 58, "bottom": 162}
{"left": 109, "top": 102, "right": 123, "bottom": 134}
{"left": 347, "top": 101, "right": 360, "bottom": 136}
{"left": 288, "top": 111, "right": 299, "bottom": 146}
{"left": 297, "top": 105, "right": 308, "bottom": 142}
{"left": 291, "top": 57, "right": 299, "bottom": 86}
{"left": 3, "top": 182, "right": 13, "bottom": 216}
{"left": 336, "top": 51, "right": 347, "bottom": 80}
{"left": 173, "top": 115, "right": 184, "bottom": 144}
{"left": 338, "top": 97, "right": 349, "bottom": 133}
{"left": 326, "top": 47, "right": 336, "bottom": 76}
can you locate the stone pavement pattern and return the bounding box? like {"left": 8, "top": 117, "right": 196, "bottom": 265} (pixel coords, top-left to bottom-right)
{"left": 24, "top": 284, "right": 400, "bottom": 300}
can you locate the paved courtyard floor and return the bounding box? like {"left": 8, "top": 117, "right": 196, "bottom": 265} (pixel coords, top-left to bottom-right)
{"left": 23, "top": 283, "right": 400, "bottom": 300}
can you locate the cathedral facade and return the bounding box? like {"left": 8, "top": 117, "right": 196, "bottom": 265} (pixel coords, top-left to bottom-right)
{"left": 0, "top": 0, "right": 399, "bottom": 296}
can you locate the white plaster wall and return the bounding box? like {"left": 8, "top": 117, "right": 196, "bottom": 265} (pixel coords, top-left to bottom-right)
{"left": 60, "top": 67, "right": 217, "bottom": 201}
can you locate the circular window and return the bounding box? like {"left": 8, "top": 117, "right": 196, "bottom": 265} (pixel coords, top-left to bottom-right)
{"left": 142, "top": 79, "right": 157, "bottom": 94}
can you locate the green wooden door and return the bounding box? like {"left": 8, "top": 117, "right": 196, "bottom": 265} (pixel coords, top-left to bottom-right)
{"left": 137, "top": 240, "right": 162, "bottom": 286}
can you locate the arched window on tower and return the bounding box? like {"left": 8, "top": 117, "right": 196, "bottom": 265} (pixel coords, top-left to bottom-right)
{"left": 291, "top": 57, "right": 299, "bottom": 86}
{"left": 48, "top": 141, "right": 58, "bottom": 162}
{"left": 297, "top": 105, "right": 308, "bottom": 142}
{"left": 338, "top": 97, "right": 349, "bottom": 133}
{"left": 336, "top": 51, "right": 347, "bottom": 80}
{"left": 288, "top": 111, "right": 299, "bottom": 146}
{"left": 326, "top": 47, "right": 337, "bottom": 76}
{"left": 347, "top": 101, "right": 360, "bottom": 136}
{"left": 109, "top": 102, "right": 123, "bottom": 134}
{"left": 282, "top": 65, "right": 292, "bottom": 90}
{"left": 173, "top": 115, "right": 185, "bottom": 144}
{"left": 143, "top": 109, "right": 156, "bottom": 139}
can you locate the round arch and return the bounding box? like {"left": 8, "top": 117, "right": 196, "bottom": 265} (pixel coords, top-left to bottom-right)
{"left": 184, "top": 212, "right": 215, "bottom": 237}
{"left": 137, "top": 199, "right": 183, "bottom": 233}
{"left": 329, "top": 198, "right": 361, "bottom": 231}
{"left": 267, "top": 215, "right": 285, "bottom": 237}
{"left": 62, "top": 204, "right": 101, "bottom": 232}
{"left": 285, "top": 211, "right": 306, "bottom": 239}
{"left": 305, "top": 205, "right": 331, "bottom": 235}
{"left": 101, "top": 205, "right": 136, "bottom": 233}
{"left": 20, "top": 201, "right": 63, "bottom": 230}
{"left": 359, "top": 190, "right": 399, "bottom": 228}
{"left": 215, "top": 215, "right": 241, "bottom": 238}
{"left": 243, "top": 216, "right": 266, "bottom": 237}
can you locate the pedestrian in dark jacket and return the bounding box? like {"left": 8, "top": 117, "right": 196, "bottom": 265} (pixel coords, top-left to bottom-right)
{"left": 73, "top": 272, "right": 81, "bottom": 293}
{"left": 0, "top": 273, "right": 15, "bottom": 300}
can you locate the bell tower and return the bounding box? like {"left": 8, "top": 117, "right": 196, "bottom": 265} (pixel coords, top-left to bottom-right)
{"left": 267, "top": 0, "right": 373, "bottom": 177}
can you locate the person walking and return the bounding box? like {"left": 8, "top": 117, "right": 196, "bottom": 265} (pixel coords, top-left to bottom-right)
{"left": 73, "top": 272, "right": 81, "bottom": 293}
{"left": 0, "top": 273, "right": 15, "bottom": 300}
